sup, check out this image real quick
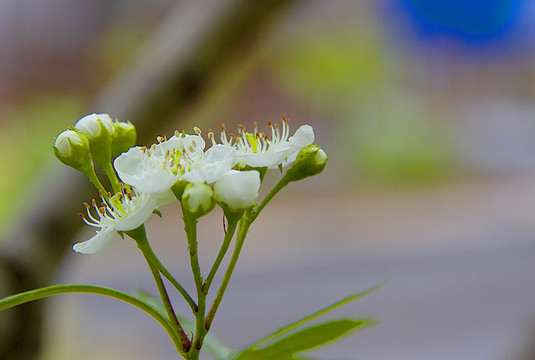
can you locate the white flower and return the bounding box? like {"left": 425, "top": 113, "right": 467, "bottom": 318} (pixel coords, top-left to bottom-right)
{"left": 75, "top": 113, "right": 115, "bottom": 137}
{"left": 180, "top": 144, "right": 237, "bottom": 184}
{"left": 214, "top": 170, "right": 260, "bottom": 210}
{"left": 211, "top": 116, "right": 314, "bottom": 168}
{"left": 73, "top": 187, "right": 156, "bottom": 254}
{"left": 114, "top": 132, "right": 236, "bottom": 195}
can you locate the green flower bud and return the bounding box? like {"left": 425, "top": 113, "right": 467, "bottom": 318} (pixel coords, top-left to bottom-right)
{"left": 111, "top": 120, "right": 137, "bottom": 157}
{"left": 74, "top": 113, "right": 114, "bottom": 168}
{"left": 284, "top": 145, "right": 328, "bottom": 182}
{"left": 53, "top": 130, "right": 93, "bottom": 174}
{"left": 181, "top": 183, "right": 215, "bottom": 218}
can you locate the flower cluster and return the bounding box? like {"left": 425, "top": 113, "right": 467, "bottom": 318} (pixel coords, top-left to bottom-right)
{"left": 54, "top": 114, "right": 327, "bottom": 254}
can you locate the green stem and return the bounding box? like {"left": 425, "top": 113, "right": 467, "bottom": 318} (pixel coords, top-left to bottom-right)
{"left": 201, "top": 217, "right": 239, "bottom": 294}
{"left": 0, "top": 284, "right": 185, "bottom": 356}
{"left": 102, "top": 161, "right": 122, "bottom": 194}
{"left": 182, "top": 208, "right": 207, "bottom": 358}
{"left": 133, "top": 229, "right": 198, "bottom": 314}
{"left": 126, "top": 226, "right": 191, "bottom": 354}
{"left": 143, "top": 252, "right": 190, "bottom": 353}
{"left": 84, "top": 164, "right": 108, "bottom": 195}
{"left": 205, "top": 217, "right": 252, "bottom": 330}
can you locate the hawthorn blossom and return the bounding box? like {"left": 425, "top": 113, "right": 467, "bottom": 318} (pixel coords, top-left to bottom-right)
{"left": 210, "top": 116, "right": 315, "bottom": 168}
{"left": 114, "top": 131, "right": 237, "bottom": 196}
{"left": 73, "top": 187, "right": 156, "bottom": 254}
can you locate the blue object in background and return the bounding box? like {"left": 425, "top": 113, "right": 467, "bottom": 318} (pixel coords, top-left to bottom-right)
{"left": 388, "top": 0, "right": 528, "bottom": 51}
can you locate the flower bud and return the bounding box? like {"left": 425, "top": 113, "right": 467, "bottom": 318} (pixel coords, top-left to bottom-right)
{"left": 284, "top": 145, "right": 328, "bottom": 182}
{"left": 111, "top": 121, "right": 137, "bottom": 157}
{"left": 75, "top": 113, "right": 114, "bottom": 137}
{"left": 53, "top": 130, "right": 93, "bottom": 173}
{"left": 214, "top": 170, "right": 260, "bottom": 211}
{"left": 181, "top": 183, "right": 215, "bottom": 218}
{"left": 74, "top": 113, "right": 114, "bottom": 168}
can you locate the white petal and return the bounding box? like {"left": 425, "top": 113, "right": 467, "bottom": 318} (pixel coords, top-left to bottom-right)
{"left": 239, "top": 147, "right": 289, "bottom": 168}
{"left": 114, "top": 147, "right": 176, "bottom": 194}
{"left": 288, "top": 125, "right": 314, "bottom": 153}
{"left": 115, "top": 196, "right": 156, "bottom": 231}
{"left": 282, "top": 125, "right": 315, "bottom": 167}
{"left": 202, "top": 145, "right": 237, "bottom": 183}
{"left": 73, "top": 227, "right": 116, "bottom": 254}
{"left": 181, "top": 145, "right": 237, "bottom": 184}
{"left": 152, "top": 189, "right": 176, "bottom": 206}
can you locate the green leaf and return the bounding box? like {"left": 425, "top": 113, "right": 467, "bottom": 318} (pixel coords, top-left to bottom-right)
{"left": 249, "top": 283, "right": 383, "bottom": 349}
{"left": 135, "top": 289, "right": 236, "bottom": 360}
{"left": 235, "top": 319, "right": 373, "bottom": 360}
{"left": 0, "top": 284, "right": 185, "bottom": 355}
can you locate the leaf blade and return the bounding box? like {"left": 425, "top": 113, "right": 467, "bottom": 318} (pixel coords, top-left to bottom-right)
{"left": 236, "top": 318, "right": 374, "bottom": 360}
{"left": 248, "top": 283, "right": 384, "bottom": 350}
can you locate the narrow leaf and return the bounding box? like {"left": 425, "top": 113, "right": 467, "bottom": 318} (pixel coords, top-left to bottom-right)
{"left": 236, "top": 319, "right": 373, "bottom": 360}
{"left": 249, "top": 283, "right": 383, "bottom": 349}
{"left": 0, "top": 284, "right": 185, "bottom": 355}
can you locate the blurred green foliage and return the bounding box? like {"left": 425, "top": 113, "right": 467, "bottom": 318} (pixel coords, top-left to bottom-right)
{"left": 269, "top": 25, "right": 456, "bottom": 186}
{"left": 0, "top": 95, "right": 84, "bottom": 238}
{"left": 273, "top": 28, "right": 383, "bottom": 103}
{"left": 350, "top": 98, "right": 454, "bottom": 186}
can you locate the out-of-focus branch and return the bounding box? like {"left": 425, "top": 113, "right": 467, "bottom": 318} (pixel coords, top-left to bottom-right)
{"left": 0, "top": 0, "right": 302, "bottom": 358}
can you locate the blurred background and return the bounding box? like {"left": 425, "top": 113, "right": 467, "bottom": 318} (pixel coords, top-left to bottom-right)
{"left": 1, "top": 0, "right": 535, "bottom": 359}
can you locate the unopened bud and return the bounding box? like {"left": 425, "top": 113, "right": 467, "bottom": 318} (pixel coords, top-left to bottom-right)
{"left": 111, "top": 121, "right": 137, "bottom": 157}
{"left": 284, "top": 145, "right": 328, "bottom": 182}
{"left": 75, "top": 113, "right": 114, "bottom": 137}
{"left": 53, "top": 130, "right": 93, "bottom": 173}
{"left": 74, "top": 113, "right": 114, "bottom": 168}
{"left": 181, "top": 183, "right": 215, "bottom": 218}
{"left": 214, "top": 170, "right": 260, "bottom": 211}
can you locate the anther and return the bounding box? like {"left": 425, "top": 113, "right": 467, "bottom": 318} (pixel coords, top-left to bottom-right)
{"left": 193, "top": 126, "right": 202, "bottom": 136}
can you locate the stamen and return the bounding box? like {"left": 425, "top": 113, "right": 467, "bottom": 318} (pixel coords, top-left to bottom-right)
{"left": 193, "top": 126, "right": 202, "bottom": 136}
